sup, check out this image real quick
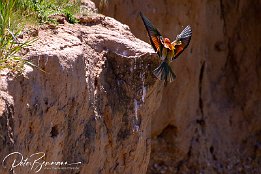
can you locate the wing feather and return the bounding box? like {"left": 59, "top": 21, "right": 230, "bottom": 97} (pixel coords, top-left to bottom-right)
{"left": 140, "top": 12, "right": 162, "bottom": 56}
{"left": 171, "top": 25, "right": 192, "bottom": 60}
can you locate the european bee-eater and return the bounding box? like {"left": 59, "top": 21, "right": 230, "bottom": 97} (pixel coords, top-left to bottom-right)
{"left": 140, "top": 12, "right": 192, "bottom": 84}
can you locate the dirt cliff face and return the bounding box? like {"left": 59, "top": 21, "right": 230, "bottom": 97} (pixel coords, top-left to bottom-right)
{"left": 0, "top": 14, "right": 163, "bottom": 173}
{"left": 93, "top": 0, "right": 261, "bottom": 173}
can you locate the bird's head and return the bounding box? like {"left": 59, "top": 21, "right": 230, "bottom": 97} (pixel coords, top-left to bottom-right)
{"left": 163, "top": 38, "right": 174, "bottom": 50}
{"left": 164, "top": 38, "right": 171, "bottom": 44}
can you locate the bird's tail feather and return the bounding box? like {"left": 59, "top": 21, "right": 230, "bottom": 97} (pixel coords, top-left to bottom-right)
{"left": 153, "top": 62, "right": 176, "bottom": 83}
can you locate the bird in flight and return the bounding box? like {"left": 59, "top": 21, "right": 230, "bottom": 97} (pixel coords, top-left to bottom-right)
{"left": 140, "top": 12, "right": 192, "bottom": 84}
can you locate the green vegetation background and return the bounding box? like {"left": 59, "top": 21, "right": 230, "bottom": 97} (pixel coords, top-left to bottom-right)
{"left": 0, "top": 0, "right": 81, "bottom": 74}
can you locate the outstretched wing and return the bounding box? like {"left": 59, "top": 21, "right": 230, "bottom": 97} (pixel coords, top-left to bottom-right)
{"left": 171, "top": 25, "right": 192, "bottom": 60}
{"left": 140, "top": 12, "right": 163, "bottom": 57}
